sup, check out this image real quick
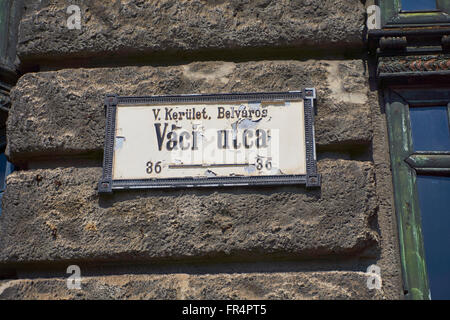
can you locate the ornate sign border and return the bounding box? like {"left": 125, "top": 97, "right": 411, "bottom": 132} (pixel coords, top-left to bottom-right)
{"left": 98, "top": 89, "right": 320, "bottom": 193}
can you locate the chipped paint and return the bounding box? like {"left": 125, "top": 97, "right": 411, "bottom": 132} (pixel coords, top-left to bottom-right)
{"left": 401, "top": 110, "right": 409, "bottom": 152}
{"left": 115, "top": 136, "right": 126, "bottom": 150}
{"left": 245, "top": 164, "right": 256, "bottom": 174}
{"left": 326, "top": 61, "right": 368, "bottom": 104}
{"left": 205, "top": 170, "right": 217, "bottom": 177}
{"left": 238, "top": 118, "right": 261, "bottom": 130}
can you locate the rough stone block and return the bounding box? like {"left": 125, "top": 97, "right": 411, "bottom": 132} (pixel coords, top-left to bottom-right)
{"left": 0, "top": 271, "right": 384, "bottom": 300}
{"left": 0, "top": 159, "right": 378, "bottom": 265}
{"left": 18, "top": 0, "right": 365, "bottom": 64}
{"left": 7, "top": 60, "right": 372, "bottom": 162}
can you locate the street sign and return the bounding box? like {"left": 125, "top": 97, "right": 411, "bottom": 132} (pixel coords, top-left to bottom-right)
{"left": 99, "top": 90, "right": 320, "bottom": 193}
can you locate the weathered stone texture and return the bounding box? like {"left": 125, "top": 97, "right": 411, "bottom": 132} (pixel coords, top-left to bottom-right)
{"left": 366, "top": 90, "right": 403, "bottom": 299}
{"left": 18, "top": 0, "right": 365, "bottom": 62}
{"left": 0, "top": 159, "right": 378, "bottom": 264}
{"left": 7, "top": 60, "right": 371, "bottom": 162}
{"left": 0, "top": 271, "right": 384, "bottom": 300}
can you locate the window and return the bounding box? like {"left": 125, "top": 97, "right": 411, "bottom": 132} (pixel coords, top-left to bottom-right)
{"left": 385, "top": 87, "right": 450, "bottom": 299}
{"left": 409, "top": 101, "right": 450, "bottom": 299}
{"left": 416, "top": 175, "right": 450, "bottom": 299}
{"left": 0, "top": 152, "right": 13, "bottom": 215}
{"left": 380, "top": 0, "right": 450, "bottom": 28}
{"left": 409, "top": 106, "right": 450, "bottom": 151}
{"left": 402, "top": 0, "right": 438, "bottom": 11}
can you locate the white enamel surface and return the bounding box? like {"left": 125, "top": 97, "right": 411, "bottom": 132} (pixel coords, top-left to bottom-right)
{"left": 112, "top": 100, "right": 307, "bottom": 180}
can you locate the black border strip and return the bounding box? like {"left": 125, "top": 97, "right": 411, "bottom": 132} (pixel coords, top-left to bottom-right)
{"left": 98, "top": 89, "right": 320, "bottom": 193}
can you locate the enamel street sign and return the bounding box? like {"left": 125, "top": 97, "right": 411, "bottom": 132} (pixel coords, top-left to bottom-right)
{"left": 98, "top": 90, "right": 320, "bottom": 193}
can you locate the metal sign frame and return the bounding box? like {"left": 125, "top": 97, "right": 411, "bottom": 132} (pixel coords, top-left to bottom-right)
{"left": 98, "top": 89, "right": 320, "bottom": 193}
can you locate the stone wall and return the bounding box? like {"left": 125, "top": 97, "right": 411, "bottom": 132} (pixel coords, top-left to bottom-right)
{"left": 0, "top": 0, "right": 403, "bottom": 299}
{"left": 18, "top": 0, "right": 365, "bottom": 68}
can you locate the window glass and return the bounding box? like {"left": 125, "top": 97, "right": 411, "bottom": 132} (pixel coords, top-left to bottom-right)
{"left": 0, "top": 152, "right": 14, "bottom": 215}
{"left": 409, "top": 106, "right": 450, "bottom": 152}
{"left": 0, "top": 153, "right": 7, "bottom": 192}
{"left": 402, "top": 0, "right": 437, "bottom": 11}
{"left": 416, "top": 175, "right": 450, "bottom": 299}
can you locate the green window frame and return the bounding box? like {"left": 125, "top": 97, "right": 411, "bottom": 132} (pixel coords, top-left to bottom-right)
{"left": 385, "top": 86, "right": 450, "bottom": 300}
{"left": 381, "top": 0, "right": 450, "bottom": 28}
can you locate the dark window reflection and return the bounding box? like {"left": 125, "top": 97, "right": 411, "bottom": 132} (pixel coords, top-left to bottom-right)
{"left": 402, "top": 0, "right": 437, "bottom": 11}
{"left": 410, "top": 106, "right": 450, "bottom": 152}
{"left": 0, "top": 153, "right": 6, "bottom": 192}
{"left": 416, "top": 175, "right": 450, "bottom": 299}
{"left": 0, "top": 153, "right": 14, "bottom": 215}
